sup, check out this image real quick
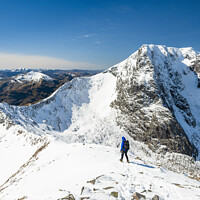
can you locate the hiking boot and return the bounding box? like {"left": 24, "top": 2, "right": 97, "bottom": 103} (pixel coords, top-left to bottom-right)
{"left": 127, "top": 161, "right": 129, "bottom": 163}
{"left": 120, "top": 159, "right": 123, "bottom": 162}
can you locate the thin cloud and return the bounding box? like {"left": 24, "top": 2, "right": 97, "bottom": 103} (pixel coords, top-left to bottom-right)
{"left": 95, "top": 41, "right": 101, "bottom": 45}
{"left": 0, "top": 53, "right": 98, "bottom": 70}
{"left": 80, "top": 34, "right": 96, "bottom": 38}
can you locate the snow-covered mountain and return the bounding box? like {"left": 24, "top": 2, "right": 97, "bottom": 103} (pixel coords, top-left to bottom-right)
{"left": 0, "top": 44, "right": 200, "bottom": 199}
{"left": 109, "top": 45, "right": 200, "bottom": 159}
{"left": 14, "top": 71, "right": 53, "bottom": 83}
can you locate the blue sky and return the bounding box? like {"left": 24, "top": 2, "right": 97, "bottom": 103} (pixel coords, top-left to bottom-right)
{"left": 0, "top": 0, "right": 199, "bottom": 69}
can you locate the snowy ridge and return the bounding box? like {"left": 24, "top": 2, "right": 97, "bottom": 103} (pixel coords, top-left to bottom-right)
{"left": 0, "top": 44, "right": 200, "bottom": 199}
{"left": 0, "top": 72, "right": 125, "bottom": 148}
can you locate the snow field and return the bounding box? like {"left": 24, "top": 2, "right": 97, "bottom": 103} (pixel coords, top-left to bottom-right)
{"left": 0, "top": 125, "right": 47, "bottom": 186}
{"left": 0, "top": 139, "right": 200, "bottom": 200}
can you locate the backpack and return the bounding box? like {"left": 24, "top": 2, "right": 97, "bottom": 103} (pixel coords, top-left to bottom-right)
{"left": 124, "top": 140, "right": 129, "bottom": 151}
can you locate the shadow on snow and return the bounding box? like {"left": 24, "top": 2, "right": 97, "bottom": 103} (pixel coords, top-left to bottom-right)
{"left": 129, "top": 162, "right": 155, "bottom": 169}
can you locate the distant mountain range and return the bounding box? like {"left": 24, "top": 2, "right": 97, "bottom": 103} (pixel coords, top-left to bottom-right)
{"left": 0, "top": 69, "right": 101, "bottom": 105}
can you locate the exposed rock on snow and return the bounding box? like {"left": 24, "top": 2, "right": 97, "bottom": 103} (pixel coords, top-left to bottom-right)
{"left": 58, "top": 194, "right": 75, "bottom": 200}
{"left": 110, "top": 191, "right": 118, "bottom": 198}
{"left": 132, "top": 192, "right": 146, "bottom": 199}
{"left": 152, "top": 195, "right": 160, "bottom": 200}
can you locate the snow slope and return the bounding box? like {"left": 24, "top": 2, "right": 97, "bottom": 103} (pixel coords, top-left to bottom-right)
{"left": 0, "top": 135, "right": 199, "bottom": 200}
{"left": 0, "top": 72, "right": 123, "bottom": 145}
{"left": 15, "top": 71, "right": 53, "bottom": 82}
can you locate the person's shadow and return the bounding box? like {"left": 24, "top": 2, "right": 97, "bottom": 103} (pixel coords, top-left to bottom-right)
{"left": 129, "top": 162, "right": 155, "bottom": 169}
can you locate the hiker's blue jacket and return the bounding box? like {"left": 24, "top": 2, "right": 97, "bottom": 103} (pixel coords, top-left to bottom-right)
{"left": 121, "top": 137, "right": 127, "bottom": 151}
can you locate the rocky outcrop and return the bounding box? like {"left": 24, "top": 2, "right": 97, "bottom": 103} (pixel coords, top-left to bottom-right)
{"left": 58, "top": 194, "right": 75, "bottom": 200}
{"left": 132, "top": 192, "right": 146, "bottom": 200}
{"left": 110, "top": 191, "right": 118, "bottom": 198}
{"left": 152, "top": 195, "right": 160, "bottom": 200}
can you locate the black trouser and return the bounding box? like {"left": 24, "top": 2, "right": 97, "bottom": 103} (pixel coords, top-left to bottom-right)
{"left": 121, "top": 150, "right": 129, "bottom": 162}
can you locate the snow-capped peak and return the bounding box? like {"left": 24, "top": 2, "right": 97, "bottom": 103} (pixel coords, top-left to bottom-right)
{"left": 15, "top": 71, "right": 53, "bottom": 82}
{"left": 135, "top": 44, "right": 198, "bottom": 61}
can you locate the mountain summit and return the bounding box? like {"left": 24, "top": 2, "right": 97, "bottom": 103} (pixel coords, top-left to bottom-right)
{"left": 0, "top": 45, "right": 200, "bottom": 199}
{"left": 109, "top": 44, "right": 200, "bottom": 160}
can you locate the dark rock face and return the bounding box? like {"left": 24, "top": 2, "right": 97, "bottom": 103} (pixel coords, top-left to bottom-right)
{"left": 110, "top": 45, "right": 198, "bottom": 159}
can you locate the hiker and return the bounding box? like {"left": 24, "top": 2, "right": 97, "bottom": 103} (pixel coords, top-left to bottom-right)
{"left": 120, "top": 137, "right": 129, "bottom": 163}
{"left": 120, "top": 136, "right": 129, "bottom": 163}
